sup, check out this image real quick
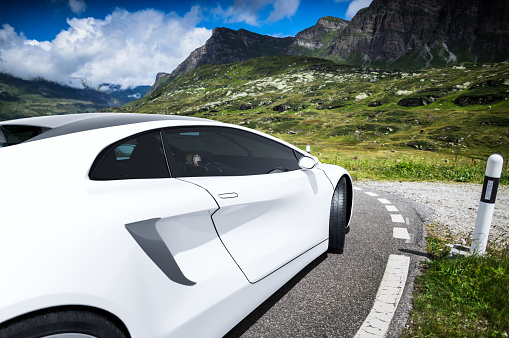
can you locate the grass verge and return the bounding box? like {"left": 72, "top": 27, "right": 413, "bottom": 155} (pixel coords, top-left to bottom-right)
{"left": 400, "top": 238, "right": 509, "bottom": 337}
{"left": 317, "top": 149, "right": 508, "bottom": 184}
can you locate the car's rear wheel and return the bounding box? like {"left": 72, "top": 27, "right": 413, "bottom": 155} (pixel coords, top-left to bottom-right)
{"left": 328, "top": 176, "right": 348, "bottom": 253}
{"left": 0, "top": 308, "right": 128, "bottom": 338}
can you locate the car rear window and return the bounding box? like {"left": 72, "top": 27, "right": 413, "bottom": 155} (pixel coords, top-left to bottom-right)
{"left": 0, "top": 125, "right": 50, "bottom": 147}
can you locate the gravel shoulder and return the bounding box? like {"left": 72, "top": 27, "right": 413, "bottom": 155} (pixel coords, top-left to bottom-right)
{"left": 356, "top": 180, "right": 509, "bottom": 248}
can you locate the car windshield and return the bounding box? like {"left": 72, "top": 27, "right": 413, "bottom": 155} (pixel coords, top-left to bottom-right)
{"left": 0, "top": 125, "right": 49, "bottom": 148}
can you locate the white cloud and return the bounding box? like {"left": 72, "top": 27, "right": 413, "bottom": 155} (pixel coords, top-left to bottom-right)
{"left": 267, "top": 0, "right": 299, "bottom": 22}
{"left": 68, "top": 0, "right": 86, "bottom": 14}
{"left": 212, "top": 0, "right": 300, "bottom": 26}
{"left": 0, "top": 7, "right": 212, "bottom": 89}
{"left": 268, "top": 32, "right": 292, "bottom": 38}
{"left": 345, "top": 0, "right": 373, "bottom": 20}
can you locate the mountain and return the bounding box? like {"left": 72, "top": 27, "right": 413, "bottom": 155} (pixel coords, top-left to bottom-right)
{"left": 323, "top": 0, "right": 509, "bottom": 69}
{"left": 98, "top": 83, "right": 151, "bottom": 105}
{"left": 113, "top": 55, "right": 509, "bottom": 159}
{"left": 145, "top": 28, "right": 294, "bottom": 96}
{"left": 0, "top": 73, "right": 118, "bottom": 121}
{"left": 0, "top": 73, "right": 153, "bottom": 121}
{"left": 149, "top": 0, "right": 509, "bottom": 95}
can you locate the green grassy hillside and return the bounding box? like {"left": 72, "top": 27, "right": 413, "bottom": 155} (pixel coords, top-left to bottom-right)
{"left": 114, "top": 56, "right": 509, "bottom": 163}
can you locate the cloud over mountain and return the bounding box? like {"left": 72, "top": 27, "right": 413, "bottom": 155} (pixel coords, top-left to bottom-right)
{"left": 212, "top": 0, "right": 300, "bottom": 26}
{"left": 345, "top": 0, "right": 373, "bottom": 19}
{"left": 0, "top": 7, "right": 211, "bottom": 89}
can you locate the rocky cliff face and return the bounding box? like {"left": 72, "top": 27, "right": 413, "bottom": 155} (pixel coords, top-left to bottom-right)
{"left": 290, "top": 17, "right": 348, "bottom": 51}
{"left": 326, "top": 0, "right": 509, "bottom": 68}
{"left": 147, "top": 28, "right": 293, "bottom": 96}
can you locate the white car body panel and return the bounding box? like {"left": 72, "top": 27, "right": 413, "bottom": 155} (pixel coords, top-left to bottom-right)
{"left": 182, "top": 168, "right": 332, "bottom": 283}
{"left": 0, "top": 113, "right": 352, "bottom": 337}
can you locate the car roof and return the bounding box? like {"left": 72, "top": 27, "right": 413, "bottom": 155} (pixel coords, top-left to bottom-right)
{"left": 0, "top": 113, "right": 209, "bottom": 144}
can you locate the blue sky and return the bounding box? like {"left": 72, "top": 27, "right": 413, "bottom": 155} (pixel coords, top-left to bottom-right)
{"left": 0, "top": 0, "right": 372, "bottom": 88}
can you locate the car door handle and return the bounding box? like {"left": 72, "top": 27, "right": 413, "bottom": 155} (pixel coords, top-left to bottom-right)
{"left": 218, "top": 192, "right": 238, "bottom": 199}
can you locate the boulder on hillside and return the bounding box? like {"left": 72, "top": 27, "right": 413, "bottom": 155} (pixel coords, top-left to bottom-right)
{"left": 398, "top": 97, "right": 427, "bottom": 107}
{"left": 273, "top": 104, "right": 291, "bottom": 112}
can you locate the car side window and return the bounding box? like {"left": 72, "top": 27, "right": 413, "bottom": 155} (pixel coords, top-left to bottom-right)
{"left": 162, "top": 127, "right": 300, "bottom": 177}
{"left": 90, "top": 130, "right": 170, "bottom": 180}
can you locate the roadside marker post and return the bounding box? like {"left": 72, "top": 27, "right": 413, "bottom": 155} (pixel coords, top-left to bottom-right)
{"left": 470, "top": 154, "right": 504, "bottom": 255}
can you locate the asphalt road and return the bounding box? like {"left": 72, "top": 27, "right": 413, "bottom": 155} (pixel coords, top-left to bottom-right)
{"left": 224, "top": 183, "right": 432, "bottom": 338}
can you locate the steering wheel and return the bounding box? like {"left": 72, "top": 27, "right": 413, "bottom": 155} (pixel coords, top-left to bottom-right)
{"left": 267, "top": 167, "right": 287, "bottom": 174}
{"left": 187, "top": 150, "right": 214, "bottom": 166}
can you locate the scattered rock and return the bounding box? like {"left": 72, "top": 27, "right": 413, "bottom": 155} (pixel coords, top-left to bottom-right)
{"left": 272, "top": 104, "right": 291, "bottom": 112}
{"left": 239, "top": 103, "right": 254, "bottom": 110}
{"left": 368, "top": 101, "right": 383, "bottom": 107}
{"left": 397, "top": 97, "right": 427, "bottom": 107}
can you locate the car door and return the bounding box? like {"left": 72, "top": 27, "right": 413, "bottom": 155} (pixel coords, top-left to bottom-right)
{"left": 163, "top": 126, "right": 332, "bottom": 283}
{"left": 88, "top": 129, "right": 237, "bottom": 286}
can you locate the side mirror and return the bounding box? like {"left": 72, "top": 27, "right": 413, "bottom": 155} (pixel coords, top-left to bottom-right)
{"left": 299, "top": 156, "right": 318, "bottom": 170}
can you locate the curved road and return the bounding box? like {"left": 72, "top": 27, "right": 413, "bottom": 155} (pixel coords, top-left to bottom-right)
{"left": 225, "top": 183, "right": 432, "bottom": 338}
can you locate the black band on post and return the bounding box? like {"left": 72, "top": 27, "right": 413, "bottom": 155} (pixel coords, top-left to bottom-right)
{"left": 480, "top": 176, "right": 500, "bottom": 204}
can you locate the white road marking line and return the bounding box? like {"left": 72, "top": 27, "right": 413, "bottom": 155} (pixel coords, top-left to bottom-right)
{"left": 390, "top": 214, "right": 405, "bottom": 223}
{"left": 365, "top": 192, "right": 379, "bottom": 197}
{"left": 378, "top": 198, "right": 391, "bottom": 204}
{"left": 393, "top": 227, "right": 410, "bottom": 240}
{"left": 354, "top": 255, "right": 410, "bottom": 338}
{"left": 385, "top": 205, "right": 399, "bottom": 212}
{"left": 354, "top": 187, "right": 363, "bottom": 191}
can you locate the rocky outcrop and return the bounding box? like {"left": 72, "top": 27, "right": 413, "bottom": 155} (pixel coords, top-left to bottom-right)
{"left": 290, "top": 17, "right": 348, "bottom": 51}
{"left": 325, "top": 0, "right": 509, "bottom": 68}
{"left": 453, "top": 79, "right": 509, "bottom": 106}
{"left": 317, "top": 16, "right": 349, "bottom": 30}
{"left": 145, "top": 72, "right": 171, "bottom": 96}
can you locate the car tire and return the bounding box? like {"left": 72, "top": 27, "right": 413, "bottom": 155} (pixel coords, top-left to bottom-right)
{"left": 328, "top": 176, "right": 348, "bottom": 253}
{"left": 0, "top": 308, "right": 128, "bottom": 338}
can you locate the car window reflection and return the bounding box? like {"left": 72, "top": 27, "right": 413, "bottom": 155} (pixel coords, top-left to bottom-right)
{"left": 163, "top": 127, "right": 300, "bottom": 177}
{"left": 90, "top": 131, "right": 170, "bottom": 180}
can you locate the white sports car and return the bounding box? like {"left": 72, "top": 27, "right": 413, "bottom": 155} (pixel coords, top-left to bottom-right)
{"left": 0, "top": 113, "right": 353, "bottom": 338}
